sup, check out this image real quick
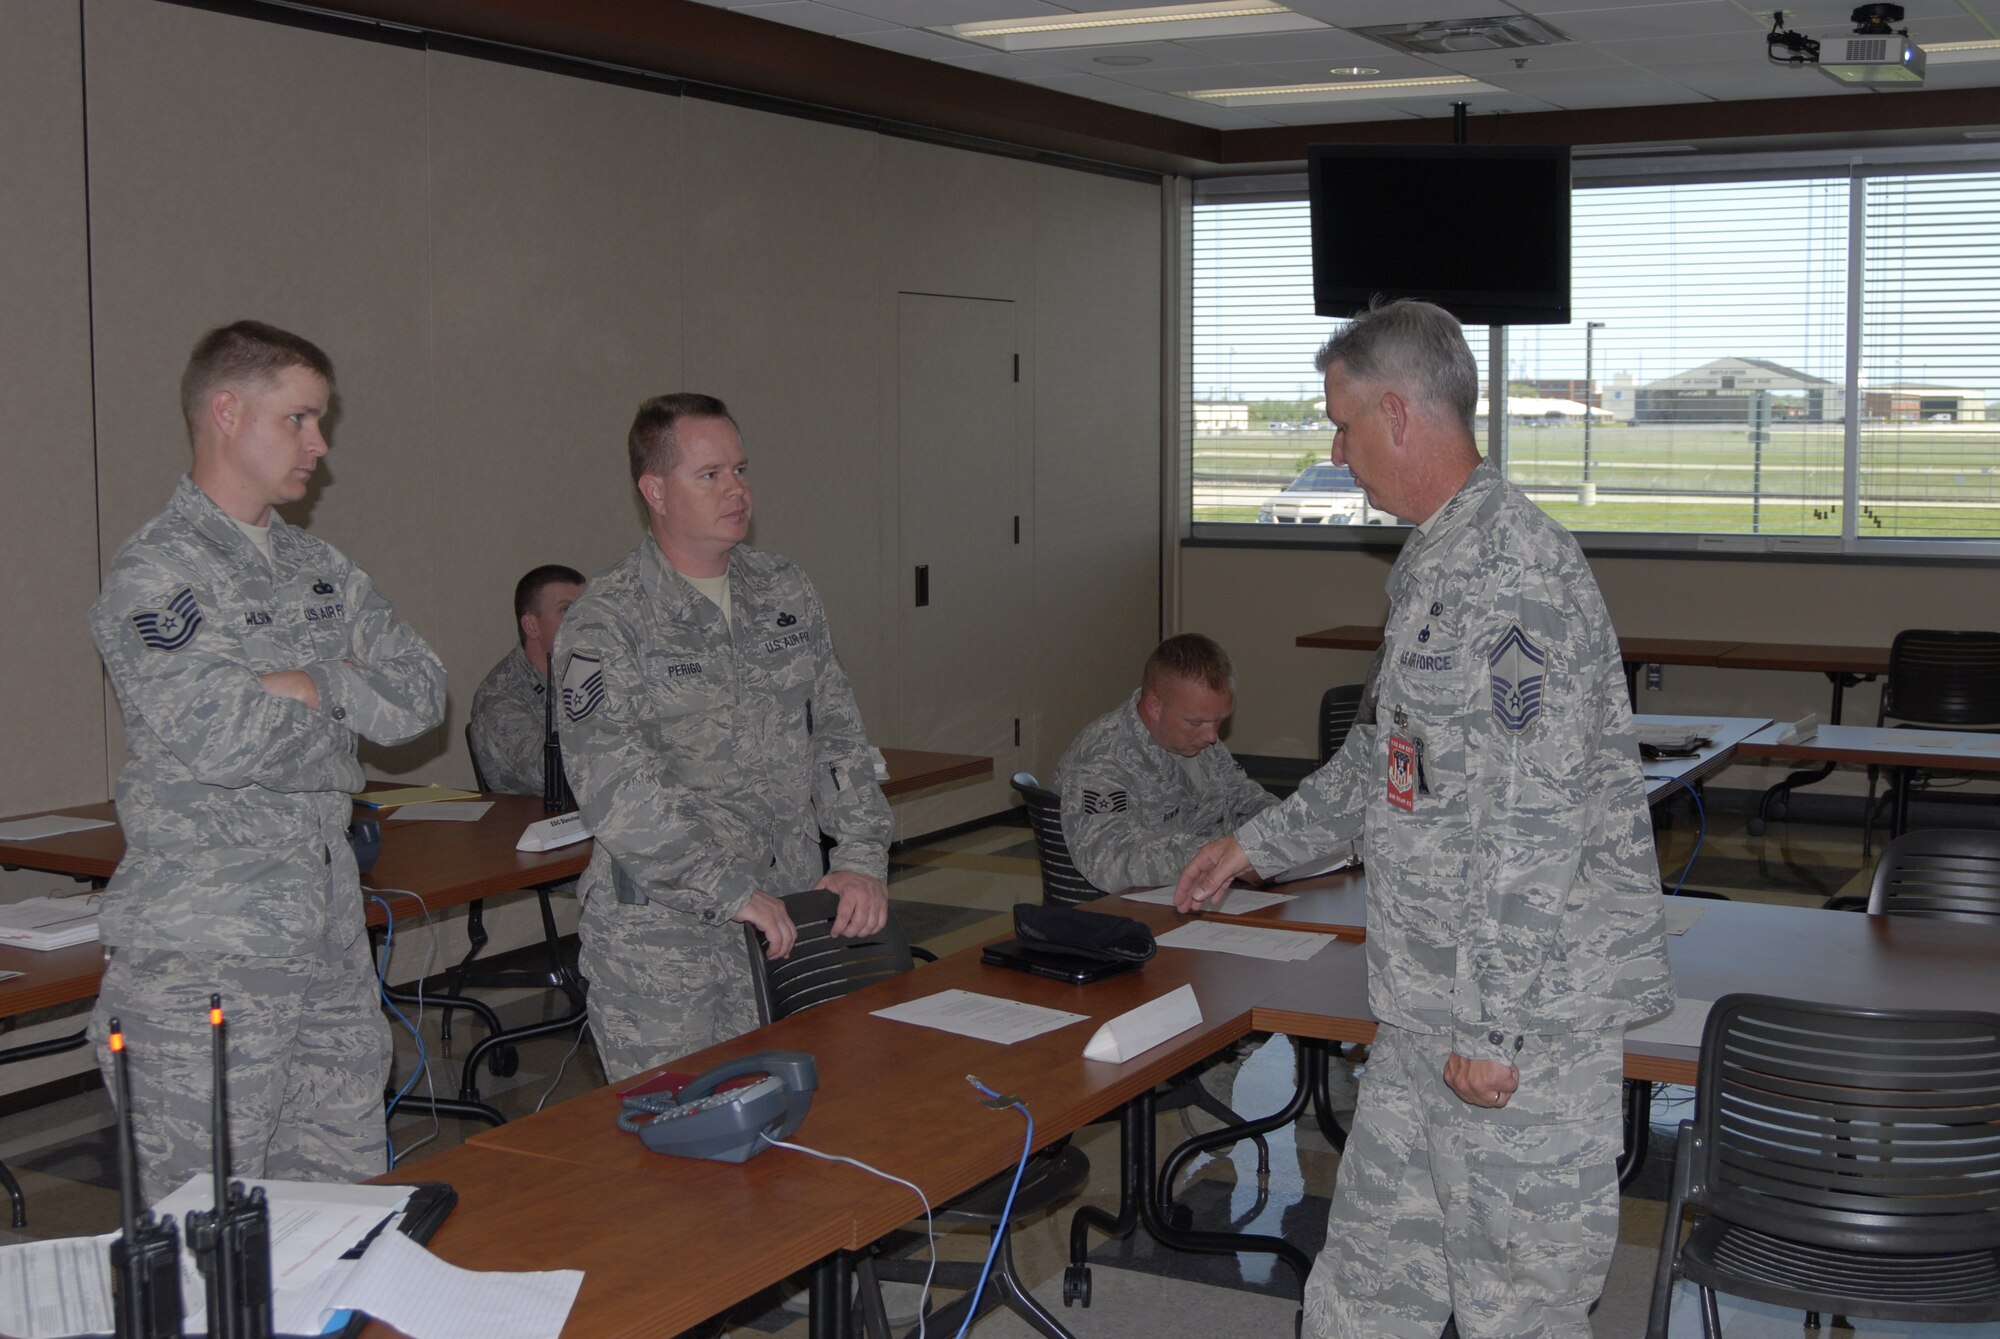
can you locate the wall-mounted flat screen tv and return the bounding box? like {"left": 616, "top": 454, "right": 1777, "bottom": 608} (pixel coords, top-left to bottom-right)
{"left": 1308, "top": 143, "right": 1571, "bottom": 327}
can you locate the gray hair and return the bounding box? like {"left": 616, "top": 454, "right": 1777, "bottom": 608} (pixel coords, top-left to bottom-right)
{"left": 1313, "top": 300, "right": 1478, "bottom": 437}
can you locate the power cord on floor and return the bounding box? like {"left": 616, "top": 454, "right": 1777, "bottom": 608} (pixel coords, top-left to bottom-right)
{"left": 367, "top": 887, "right": 441, "bottom": 1166}
{"left": 760, "top": 1134, "right": 937, "bottom": 1339}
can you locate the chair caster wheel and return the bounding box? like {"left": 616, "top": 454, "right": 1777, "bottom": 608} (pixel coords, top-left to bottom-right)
{"left": 1063, "top": 1265, "right": 1091, "bottom": 1307}
{"left": 487, "top": 1045, "right": 520, "bottom": 1078}
{"left": 1746, "top": 816, "right": 1766, "bottom": 836}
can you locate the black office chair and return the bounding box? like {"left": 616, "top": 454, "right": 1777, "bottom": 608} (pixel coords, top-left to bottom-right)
{"left": 1645, "top": 992, "right": 2000, "bottom": 1338}
{"left": 1863, "top": 629, "right": 2000, "bottom": 856}
{"left": 743, "top": 890, "right": 1082, "bottom": 1339}
{"left": 1010, "top": 773, "right": 1278, "bottom": 1161}
{"left": 1011, "top": 773, "right": 1107, "bottom": 908}
{"left": 430, "top": 724, "right": 589, "bottom": 1085}
{"left": 1865, "top": 828, "right": 2000, "bottom": 921}
{"left": 1317, "top": 683, "right": 1367, "bottom": 765}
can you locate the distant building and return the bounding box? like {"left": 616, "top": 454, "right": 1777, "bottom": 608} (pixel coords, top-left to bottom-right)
{"left": 1861, "top": 384, "right": 1988, "bottom": 422}
{"left": 1192, "top": 401, "right": 1250, "bottom": 433}
{"left": 1636, "top": 357, "right": 1836, "bottom": 423}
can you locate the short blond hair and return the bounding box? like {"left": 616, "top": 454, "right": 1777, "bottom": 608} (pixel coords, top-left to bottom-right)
{"left": 180, "top": 321, "right": 333, "bottom": 442}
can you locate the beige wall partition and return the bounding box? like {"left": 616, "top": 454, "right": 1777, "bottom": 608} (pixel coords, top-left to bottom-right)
{"left": 0, "top": 0, "right": 1166, "bottom": 1056}
{"left": 0, "top": 0, "right": 100, "bottom": 825}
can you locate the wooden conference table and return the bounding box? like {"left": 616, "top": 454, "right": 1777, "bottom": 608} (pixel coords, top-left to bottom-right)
{"left": 1296, "top": 624, "right": 1890, "bottom": 720}
{"left": 362, "top": 889, "right": 2000, "bottom": 1338}
{"left": 0, "top": 749, "right": 992, "bottom": 1020}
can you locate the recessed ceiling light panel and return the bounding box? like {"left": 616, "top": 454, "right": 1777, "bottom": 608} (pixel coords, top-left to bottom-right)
{"left": 1187, "top": 74, "right": 1495, "bottom": 105}
{"left": 939, "top": 1, "right": 1327, "bottom": 52}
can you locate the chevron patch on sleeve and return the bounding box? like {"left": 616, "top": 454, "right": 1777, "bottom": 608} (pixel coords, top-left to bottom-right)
{"left": 561, "top": 652, "right": 606, "bottom": 723}
{"left": 1081, "top": 788, "right": 1129, "bottom": 815}
{"left": 1487, "top": 623, "right": 1547, "bottom": 734}
{"left": 130, "top": 586, "right": 204, "bottom": 652}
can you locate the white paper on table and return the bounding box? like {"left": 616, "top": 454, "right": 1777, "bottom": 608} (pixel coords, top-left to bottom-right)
{"left": 1270, "top": 851, "right": 1355, "bottom": 884}
{"left": 388, "top": 801, "right": 494, "bottom": 823}
{"left": 1625, "top": 998, "right": 1713, "bottom": 1050}
{"left": 871, "top": 988, "right": 1088, "bottom": 1045}
{"left": 1637, "top": 722, "right": 1723, "bottom": 748}
{"left": 1121, "top": 886, "right": 1296, "bottom": 914}
{"left": 310, "top": 1227, "right": 582, "bottom": 1339}
{"left": 0, "top": 814, "right": 115, "bottom": 841}
{"left": 1895, "top": 733, "right": 1965, "bottom": 749}
{"left": 1662, "top": 901, "right": 1706, "bottom": 935}
{"left": 1156, "top": 922, "right": 1334, "bottom": 962}
{"left": 0, "top": 1233, "right": 116, "bottom": 1339}
{"left": 1082, "top": 983, "right": 1202, "bottom": 1063}
{"left": 1961, "top": 735, "right": 2000, "bottom": 751}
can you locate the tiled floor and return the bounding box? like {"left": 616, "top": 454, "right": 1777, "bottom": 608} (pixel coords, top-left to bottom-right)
{"left": 3, "top": 797, "right": 1986, "bottom": 1338}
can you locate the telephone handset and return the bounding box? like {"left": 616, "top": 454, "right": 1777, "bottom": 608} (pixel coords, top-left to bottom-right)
{"left": 615, "top": 1050, "right": 817, "bottom": 1163}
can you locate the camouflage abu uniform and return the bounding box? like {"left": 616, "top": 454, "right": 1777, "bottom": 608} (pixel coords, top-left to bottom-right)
{"left": 89, "top": 476, "right": 446, "bottom": 1202}
{"left": 1236, "top": 461, "right": 1672, "bottom": 1339}
{"left": 555, "top": 538, "right": 891, "bottom": 1079}
{"left": 1053, "top": 689, "right": 1277, "bottom": 891}
{"left": 468, "top": 645, "right": 551, "bottom": 797}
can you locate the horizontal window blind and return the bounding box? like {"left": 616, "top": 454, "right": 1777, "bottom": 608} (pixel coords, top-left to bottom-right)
{"left": 1859, "top": 172, "right": 2000, "bottom": 541}
{"left": 1190, "top": 165, "right": 2000, "bottom": 551}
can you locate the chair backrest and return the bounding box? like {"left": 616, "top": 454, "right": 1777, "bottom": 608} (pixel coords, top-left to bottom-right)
{"left": 1690, "top": 993, "right": 2000, "bottom": 1255}
{"left": 1881, "top": 629, "right": 2000, "bottom": 727}
{"left": 1318, "top": 683, "right": 1367, "bottom": 765}
{"left": 1867, "top": 829, "right": 2000, "bottom": 921}
{"left": 742, "top": 889, "right": 918, "bottom": 1024}
{"left": 465, "top": 723, "right": 492, "bottom": 793}
{"left": 1010, "top": 772, "right": 1106, "bottom": 908}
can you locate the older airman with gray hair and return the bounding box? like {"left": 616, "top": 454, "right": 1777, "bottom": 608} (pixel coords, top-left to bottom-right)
{"left": 1177, "top": 300, "right": 1672, "bottom": 1339}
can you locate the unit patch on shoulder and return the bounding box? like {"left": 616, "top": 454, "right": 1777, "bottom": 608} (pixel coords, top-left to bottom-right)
{"left": 562, "top": 652, "right": 606, "bottom": 723}
{"left": 1081, "top": 789, "right": 1129, "bottom": 815}
{"left": 1487, "top": 624, "right": 1547, "bottom": 734}
{"left": 131, "top": 587, "right": 204, "bottom": 652}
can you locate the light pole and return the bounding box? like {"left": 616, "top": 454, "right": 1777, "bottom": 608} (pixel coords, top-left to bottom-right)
{"left": 1583, "top": 321, "right": 1606, "bottom": 484}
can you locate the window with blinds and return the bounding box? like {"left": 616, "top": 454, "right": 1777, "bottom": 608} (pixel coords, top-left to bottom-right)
{"left": 1189, "top": 165, "right": 2000, "bottom": 553}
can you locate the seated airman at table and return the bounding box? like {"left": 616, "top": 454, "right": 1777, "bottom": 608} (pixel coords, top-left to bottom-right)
{"left": 469, "top": 563, "right": 585, "bottom": 797}
{"left": 1054, "top": 633, "right": 1277, "bottom": 893}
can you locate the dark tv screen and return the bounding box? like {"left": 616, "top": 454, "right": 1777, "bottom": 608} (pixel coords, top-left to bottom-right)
{"left": 1308, "top": 143, "right": 1571, "bottom": 327}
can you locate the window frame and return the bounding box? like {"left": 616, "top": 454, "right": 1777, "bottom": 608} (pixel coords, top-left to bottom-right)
{"left": 1184, "top": 145, "right": 2000, "bottom": 563}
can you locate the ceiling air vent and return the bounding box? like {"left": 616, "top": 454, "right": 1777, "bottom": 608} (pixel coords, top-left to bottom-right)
{"left": 1353, "top": 14, "right": 1572, "bottom": 55}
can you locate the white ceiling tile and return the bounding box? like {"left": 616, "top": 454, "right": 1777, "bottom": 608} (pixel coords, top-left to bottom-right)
{"left": 1597, "top": 29, "right": 1785, "bottom": 64}
{"left": 1174, "top": 28, "right": 1404, "bottom": 62}
{"left": 1233, "top": 53, "right": 1464, "bottom": 82}
{"left": 933, "top": 50, "right": 1080, "bottom": 77}
{"left": 1418, "top": 40, "right": 1626, "bottom": 74}
{"left": 840, "top": 26, "right": 996, "bottom": 58}
{"left": 732, "top": 2, "right": 899, "bottom": 36}
{"left": 1662, "top": 53, "right": 1871, "bottom": 98}
{"left": 1022, "top": 40, "right": 1244, "bottom": 71}
{"left": 1544, "top": 1, "right": 1765, "bottom": 43}
{"left": 1501, "top": 63, "right": 1700, "bottom": 101}
{"left": 825, "top": 0, "right": 1069, "bottom": 23}
{"left": 1282, "top": 0, "right": 1520, "bottom": 24}
{"left": 1094, "top": 60, "right": 1293, "bottom": 89}
{"left": 1091, "top": 90, "right": 1282, "bottom": 126}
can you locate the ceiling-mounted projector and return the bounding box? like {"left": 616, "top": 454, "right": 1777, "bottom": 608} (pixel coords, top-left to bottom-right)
{"left": 1767, "top": 5, "right": 1926, "bottom": 85}
{"left": 1819, "top": 4, "right": 1926, "bottom": 86}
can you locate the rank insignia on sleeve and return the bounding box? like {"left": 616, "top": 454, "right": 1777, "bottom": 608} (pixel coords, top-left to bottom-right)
{"left": 561, "top": 652, "right": 605, "bottom": 723}
{"left": 130, "top": 587, "right": 204, "bottom": 652}
{"left": 1487, "top": 624, "right": 1546, "bottom": 733}
{"left": 1081, "top": 788, "right": 1129, "bottom": 815}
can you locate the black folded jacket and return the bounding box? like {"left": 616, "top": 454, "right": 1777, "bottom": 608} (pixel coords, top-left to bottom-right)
{"left": 1012, "top": 902, "right": 1157, "bottom": 964}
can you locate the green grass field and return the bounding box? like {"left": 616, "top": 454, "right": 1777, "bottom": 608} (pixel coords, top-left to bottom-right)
{"left": 1196, "top": 422, "right": 2000, "bottom": 538}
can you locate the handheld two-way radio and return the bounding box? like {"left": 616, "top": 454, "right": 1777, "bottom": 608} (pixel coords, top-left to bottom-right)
{"left": 108, "top": 1020, "right": 183, "bottom": 1339}
{"left": 184, "top": 996, "right": 274, "bottom": 1339}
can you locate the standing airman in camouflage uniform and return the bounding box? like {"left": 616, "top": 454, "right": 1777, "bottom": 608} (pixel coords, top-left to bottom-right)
{"left": 1178, "top": 301, "right": 1672, "bottom": 1339}
{"left": 468, "top": 564, "right": 586, "bottom": 796}
{"left": 556, "top": 394, "right": 892, "bottom": 1080}
{"left": 1053, "top": 633, "right": 1276, "bottom": 892}
{"left": 89, "top": 322, "right": 446, "bottom": 1202}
